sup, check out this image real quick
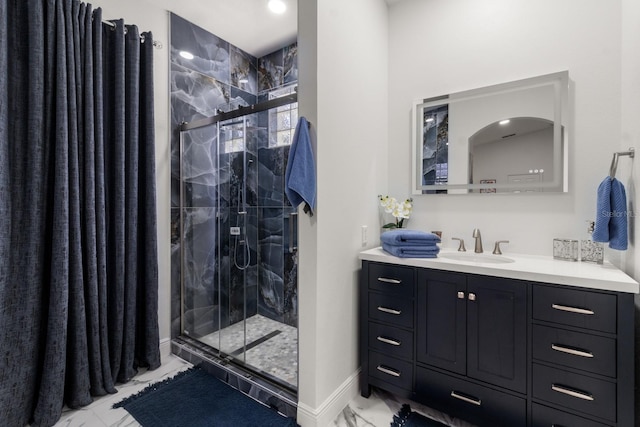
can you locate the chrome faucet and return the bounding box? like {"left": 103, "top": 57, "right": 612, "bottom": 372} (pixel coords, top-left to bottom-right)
{"left": 472, "top": 228, "right": 483, "bottom": 253}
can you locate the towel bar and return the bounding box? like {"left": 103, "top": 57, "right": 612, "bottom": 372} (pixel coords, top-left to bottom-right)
{"left": 609, "top": 147, "right": 635, "bottom": 179}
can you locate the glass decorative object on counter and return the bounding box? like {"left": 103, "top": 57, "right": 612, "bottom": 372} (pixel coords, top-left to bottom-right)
{"left": 553, "top": 238, "right": 579, "bottom": 261}
{"left": 581, "top": 220, "right": 604, "bottom": 264}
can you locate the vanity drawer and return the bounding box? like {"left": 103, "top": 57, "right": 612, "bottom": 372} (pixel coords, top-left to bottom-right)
{"left": 532, "top": 364, "right": 616, "bottom": 422}
{"left": 532, "top": 286, "right": 616, "bottom": 333}
{"left": 415, "top": 367, "right": 526, "bottom": 427}
{"left": 532, "top": 403, "right": 613, "bottom": 427}
{"left": 368, "top": 351, "right": 413, "bottom": 391}
{"left": 368, "top": 321, "right": 413, "bottom": 360}
{"left": 532, "top": 324, "right": 616, "bottom": 377}
{"left": 368, "top": 292, "right": 413, "bottom": 328}
{"left": 368, "top": 263, "right": 414, "bottom": 297}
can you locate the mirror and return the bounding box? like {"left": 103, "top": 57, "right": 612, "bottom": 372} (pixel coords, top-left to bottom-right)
{"left": 412, "top": 71, "right": 569, "bottom": 195}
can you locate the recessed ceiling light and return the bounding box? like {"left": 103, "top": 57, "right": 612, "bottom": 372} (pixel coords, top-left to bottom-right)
{"left": 179, "top": 51, "right": 194, "bottom": 60}
{"left": 268, "top": 0, "right": 286, "bottom": 14}
{"left": 499, "top": 119, "right": 510, "bottom": 125}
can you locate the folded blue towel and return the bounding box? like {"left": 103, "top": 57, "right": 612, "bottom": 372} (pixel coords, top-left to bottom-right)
{"left": 592, "top": 177, "right": 628, "bottom": 250}
{"left": 382, "top": 243, "right": 440, "bottom": 258}
{"left": 285, "top": 117, "right": 316, "bottom": 216}
{"left": 381, "top": 229, "right": 441, "bottom": 246}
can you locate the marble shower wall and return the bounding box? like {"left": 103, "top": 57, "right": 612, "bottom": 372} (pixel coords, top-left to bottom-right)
{"left": 170, "top": 13, "right": 299, "bottom": 343}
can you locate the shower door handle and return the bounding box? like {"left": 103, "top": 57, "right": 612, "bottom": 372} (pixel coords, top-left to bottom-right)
{"left": 289, "top": 212, "right": 298, "bottom": 253}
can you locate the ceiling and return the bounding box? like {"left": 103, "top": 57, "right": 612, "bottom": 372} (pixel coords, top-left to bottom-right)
{"left": 146, "top": 0, "right": 298, "bottom": 57}
{"left": 145, "top": 0, "right": 403, "bottom": 58}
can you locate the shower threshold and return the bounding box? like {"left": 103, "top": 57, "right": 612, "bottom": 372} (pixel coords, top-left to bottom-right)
{"left": 171, "top": 331, "right": 298, "bottom": 419}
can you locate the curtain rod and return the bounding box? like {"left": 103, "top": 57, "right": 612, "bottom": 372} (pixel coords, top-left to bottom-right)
{"left": 180, "top": 93, "right": 299, "bottom": 132}
{"left": 102, "top": 20, "right": 162, "bottom": 49}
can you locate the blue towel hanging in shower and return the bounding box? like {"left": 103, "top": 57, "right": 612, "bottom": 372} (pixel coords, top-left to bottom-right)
{"left": 285, "top": 117, "right": 316, "bottom": 216}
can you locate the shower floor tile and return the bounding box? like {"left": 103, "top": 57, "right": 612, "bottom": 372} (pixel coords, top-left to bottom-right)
{"left": 198, "top": 314, "right": 298, "bottom": 389}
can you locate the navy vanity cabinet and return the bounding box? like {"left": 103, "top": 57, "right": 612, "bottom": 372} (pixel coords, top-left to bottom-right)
{"left": 360, "top": 259, "right": 635, "bottom": 426}
{"left": 530, "top": 283, "right": 634, "bottom": 427}
{"left": 360, "top": 261, "right": 416, "bottom": 399}
{"left": 416, "top": 271, "right": 527, "bottom": 393}
{"left": 414, "top": 270, "right": 527, "bottom": 426}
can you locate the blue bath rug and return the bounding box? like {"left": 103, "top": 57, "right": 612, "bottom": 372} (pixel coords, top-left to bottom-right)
{"left": 113, "top": 366, "right": 298, "bottom": 427}
{"left": 391, "top": 404, "right": 449, "bottom": 427}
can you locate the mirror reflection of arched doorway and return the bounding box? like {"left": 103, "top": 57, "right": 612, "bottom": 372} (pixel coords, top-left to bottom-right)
{"left": 468, "top": 117, "right": 559, "bottom": 192}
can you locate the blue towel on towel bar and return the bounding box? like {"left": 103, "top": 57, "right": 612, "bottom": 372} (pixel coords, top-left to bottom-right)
{"left": 381, "top": 229, "right": 441, "bottom": 246}
{"left": 382, "top": 243, "right": 440, "bottom": 258}
{"left": 285, "top": 117, "right": 316, "bottom": 216}
{"left": 592, "top": 177, "right": 628, "bottom": 250}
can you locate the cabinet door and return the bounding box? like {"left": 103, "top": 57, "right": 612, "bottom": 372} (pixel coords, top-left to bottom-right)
{"left": 416, "top": 270, "right": 467, "bottom": 375}
{"left": 467, "top": 275, "right": 527, "bottom": 393}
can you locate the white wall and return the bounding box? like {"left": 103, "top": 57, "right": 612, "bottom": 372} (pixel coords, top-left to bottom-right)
{"left": 297, "top": 0, "right": 389, "bottom": 425}
{"left": 621, "top": 0, "right": 640, "bottom": 281}
{"left": 389, "top": 0, "right": 637, "bottom": 282}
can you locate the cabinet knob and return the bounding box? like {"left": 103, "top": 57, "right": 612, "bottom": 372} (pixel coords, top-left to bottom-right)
{"left": 468, "top": 293, "right": 476, "bottom": 301}
{"left": 457, "top": 291, "right": 465, "bottom": 299}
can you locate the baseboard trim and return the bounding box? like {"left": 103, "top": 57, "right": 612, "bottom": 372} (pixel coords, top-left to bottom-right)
{"left": 297, "top": 369, "right": 360, "bottom": 427}
{"left": 159, "top": 337, "right": 172, "bottom": 360}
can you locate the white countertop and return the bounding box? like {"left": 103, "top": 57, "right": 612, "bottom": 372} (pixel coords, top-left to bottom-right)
{"left": 360, "top": 247, "right": 639, "bottom": 294}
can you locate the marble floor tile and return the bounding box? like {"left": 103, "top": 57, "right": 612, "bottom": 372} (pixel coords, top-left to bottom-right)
{"left": 53, "top": 355, "right": 192, "bottom": 427}
{"left": 331, "top": 387, "right": 477, "bottom": 427}
{"left": 52, "top": 353, "right": 472, "bottom": 427}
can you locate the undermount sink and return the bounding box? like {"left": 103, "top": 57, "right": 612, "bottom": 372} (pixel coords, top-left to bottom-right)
{"left": 439, "top": 252, "right": 515, "bottom": 264}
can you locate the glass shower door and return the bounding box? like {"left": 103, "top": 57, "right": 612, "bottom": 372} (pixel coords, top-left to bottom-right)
{"left": 179, "top": 99, "right": 299, "bottom": 392}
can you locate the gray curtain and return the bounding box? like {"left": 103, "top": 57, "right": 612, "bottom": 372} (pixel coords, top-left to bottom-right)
{"left": 0, "top": 1, "right": 160, "bottom": 426}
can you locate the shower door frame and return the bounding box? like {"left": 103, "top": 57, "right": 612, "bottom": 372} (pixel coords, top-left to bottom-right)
{"left": 178, "top": 92, "right": 299, "bottom": 389}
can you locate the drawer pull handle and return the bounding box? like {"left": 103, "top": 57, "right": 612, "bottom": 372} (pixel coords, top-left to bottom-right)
{"left": 377, "top": 336, "right": 401, "bottom": 346}
{"left": 551, "top": 344, "right": 594, "bottom": 358}
{"left": 551, "top": 304, "right": 595, "bottom": 315}
{"left": 376, "top": 365, "right": 401, "bottom": 377}
{"left": 551, "top": 384, "right": 594, "bottom": 401}
{"left": 378, "top": 277, "right": 402, "bottom": 284}
{"left": 450, "top": 391, "right": 482, "bottom": 406}
{"left": 377, "top": 306, "right": 402, "bottom": 315}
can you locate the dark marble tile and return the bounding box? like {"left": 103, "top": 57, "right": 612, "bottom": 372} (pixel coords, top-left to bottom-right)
{"left": 258, "top": 49, "right": 284, "bottom": 93}
{"left": 170, "top": 13, "right": 230, "bottom": 84}
{"left": 257, "top": 145, "right": 287, "bottom": 207}
{"left": 171, "top": 62, "right": 229, "bottom": 208}
{"left": 283, "top": 239, "right": 298, "bottom": 328}
{"left": 283, "top": 43, "right": 298, "bottom": 85}
{"left": 171, "top": 208, "right": 182, "bottom": 338}
{"left": 229, "top": 86, "right": 258, "bottom": 111}
{"left": 230, "top": 45, "right": 258, "bottom": 95}
{"left": 181, "top": 207, "right": 219, "bottom": 337}
{"left": 181, "top": 127, "right": 219, "bottom": 208}
{"left": 257, "top": 207, "right": 285, "bottom": 322}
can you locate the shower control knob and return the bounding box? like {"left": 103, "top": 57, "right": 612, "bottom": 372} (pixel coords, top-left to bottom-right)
{"left": 230, "top": 227, "right": 241, "bottom": 236}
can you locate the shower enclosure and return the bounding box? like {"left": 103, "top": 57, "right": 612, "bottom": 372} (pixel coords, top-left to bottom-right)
{"left": 178, "top": 93, "right": 299, "bottom": 391}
